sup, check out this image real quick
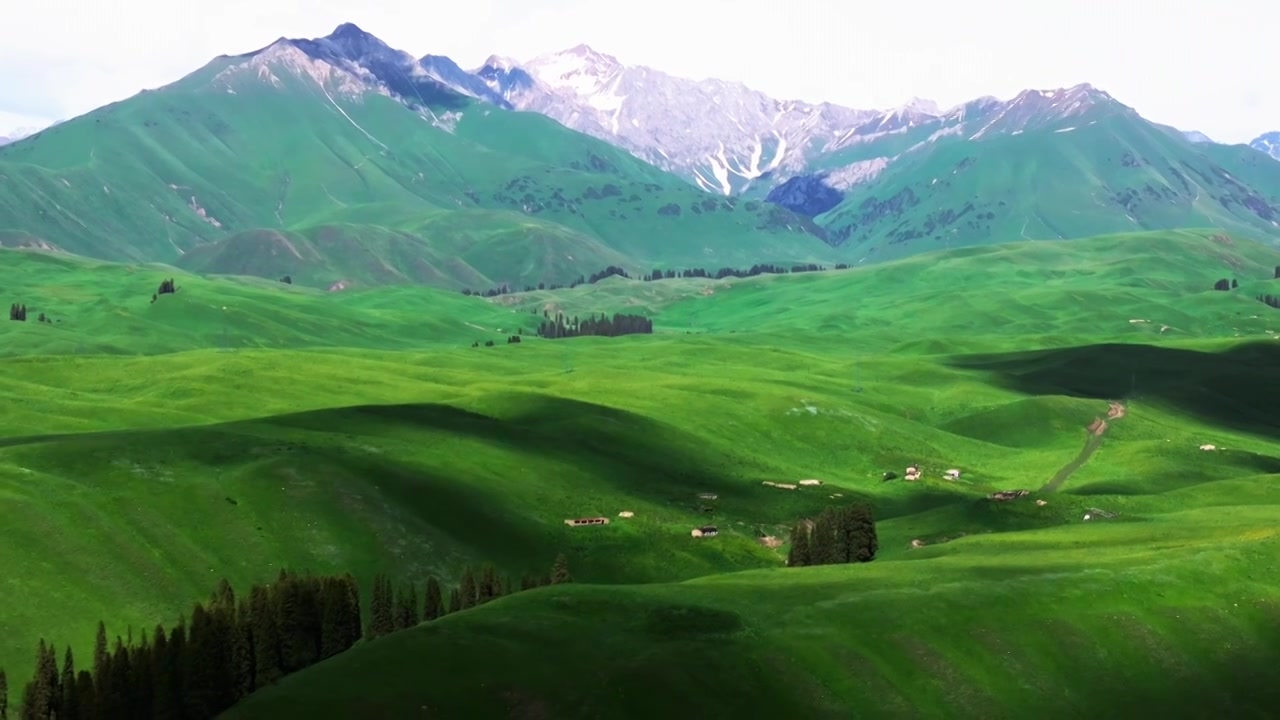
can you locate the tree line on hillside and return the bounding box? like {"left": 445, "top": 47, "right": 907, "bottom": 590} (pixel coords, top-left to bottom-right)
{"left": 786, "top": 502, "right": 879, "bottom": 567}
{"left": 1258, "top": 294, "right": 1280, "bottom": 310}
{"left": 1213, "top": 266, "right": 1280, "bottom": 292}
{"left": 3, "top": 555, "right": 574, "bottom": 719}
{"left": 7, "top": 304, "right": 54, "bottom": 324}
{"left": 469, "top": 334, "right": 525, "bottom": 348}
{"left": 459, "top": 261, "right": 854, "bottom": 298}
{"left": 536, "top": 312, "right": 653, "bottom": 339}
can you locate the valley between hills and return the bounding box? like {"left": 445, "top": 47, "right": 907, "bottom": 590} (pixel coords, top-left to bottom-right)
{"left": 1, "top": 21, "right": 1280, "bottom": 720}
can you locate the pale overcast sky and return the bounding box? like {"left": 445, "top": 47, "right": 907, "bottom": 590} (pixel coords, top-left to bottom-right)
{"left": 0, "top": 0, "right": 1273, "bottom": 143}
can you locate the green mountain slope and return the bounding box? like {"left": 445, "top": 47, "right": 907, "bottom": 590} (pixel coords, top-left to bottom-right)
{"left": 811, "top": 100, "right": 1280, "bottom": 262}
{"left": 0, "top": 36, "right": 832, "bottom": 291}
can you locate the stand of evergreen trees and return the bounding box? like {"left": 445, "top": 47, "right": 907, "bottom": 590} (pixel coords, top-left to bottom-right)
{"left": 1258, "top": 294, "right": 1280, "bottom": 310}
{"left": 459, "top": 261, "right": 856, "bottom": 299}
{"left": 4, "top": 555, "right": 574, "bottom": 719}
{"left": 536, "top": 312, "right": 653, "bottom": 339}
{"left": 150, "top": 279, "right": 179, "bottom": 304}
{"left": 8, "top": 303, "right": 26, "bottom": 321}
{"left": 786, "top": 502, "right": 878, "bottom": 567}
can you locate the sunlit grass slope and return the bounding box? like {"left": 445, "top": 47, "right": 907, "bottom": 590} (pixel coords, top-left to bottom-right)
{"left": 0, "top": 229, "right": 1278, "bottom": 716}
{"left": 0, "top": 248, "right": 532, "bottom": 355}
{"left": 503, "top": 228, "right": 1280, "bottom": 352}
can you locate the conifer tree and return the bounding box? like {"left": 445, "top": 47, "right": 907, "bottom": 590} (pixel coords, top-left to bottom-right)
{"left": 459, "top": 566, "right": 477, "bottom": 610}
{"left": 850, "top": 502, "right": 879, "bottom": 562}
{"left": 164, "top": 618, "right": 187, "bottom": 718}
{"left": 0, "top": 668, "right": 6, "bottom": 720}
{"left": 232, "top": 596, "right": 256, "bottom": 698}
{"left": 92, "top": 622, "right": 108, "bottom": 682}
{"left": 447, "top": 587, "right": 461, "bottom": 615}
{"left": 129, "top": 633, "right": 154, "bottom": 720}
{"left": 59, "top": 647, "right": 77, "bottom": 720}
{"left": 183, "top": 604, "right": 218, "bottom": 717}
{"left": 551, "top": 554, "right": 572, "bottom": 584}
{"left": 150, "top": 625, "right": 179, "bottom": 720}
{"left": 787, "top": 523, "right": 812, "bottom": 566}
{"left": 477, "top": 565, "right": 498, "bottom": 604}
{"left": 834, "top": 505, "right": 857, "bottom": 563}
{"left": 810, "top": 507, "right": 839, "bottom": 565}
{"left": 423, "top": 576, "right": 443, "bottom": 622}
{"left": 104, "top": 638, "right": 130, "bottom": 719}
{"left": 394, "top": 582, "right": 420, "bottom": 630}
{"left": 369, "top": 574, "right": 395, "bottom": 637}
{"left": 73, "top": 671, "right": 94, "bottom": 720}
{"left": 249, "top": 585, "right": 282, "bottom": 687}
{"left": 24, "top": 639, "right": 59, "bottom": 720}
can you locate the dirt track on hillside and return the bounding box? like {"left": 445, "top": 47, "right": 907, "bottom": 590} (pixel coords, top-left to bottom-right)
{"left": 1040, "top": 401, "right": 1126, "bottom": 494}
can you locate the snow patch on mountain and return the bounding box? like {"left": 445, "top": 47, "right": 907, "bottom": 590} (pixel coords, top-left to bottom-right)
{"left": 215, "top": 40, "right": 387, "bottom": 99}
{"left": 1251, "top": 132, "right": 1280, "bottom": 162}
{"left": 968, "top": 83, "right": 1121, "bottom": 140}
{"left": 499, "top": 44, "right": 884, "bottom": 194}
{"left": 825, "top": 157, "right": 892, "bottom": 190}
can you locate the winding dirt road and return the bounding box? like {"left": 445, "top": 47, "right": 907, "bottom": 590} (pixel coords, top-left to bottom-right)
{"left": 1039, "top": 401, "right": 1126, "bottom": 494}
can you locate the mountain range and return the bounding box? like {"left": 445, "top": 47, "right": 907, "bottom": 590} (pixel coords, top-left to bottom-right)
{"left": 2, "top": 22, "right": 1280, "bottom": 289}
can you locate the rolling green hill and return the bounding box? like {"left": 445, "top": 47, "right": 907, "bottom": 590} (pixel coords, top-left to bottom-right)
{"left": 0, "top": 248, "right": 534, "bottom": 356}
{"left": 2, "top": 230, "right": 1280, "bottom": 717}
{"left": 500, "top": 228, "right": 1280, "bottom": 351}
{"left": 0, "top": 35, "right": 832, "bottom": 293}
{"left": 813, "top": 104, "right": 1280, "bottom": 263}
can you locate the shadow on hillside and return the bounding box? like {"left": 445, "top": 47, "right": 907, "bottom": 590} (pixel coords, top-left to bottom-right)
{"left": 262, "top": 397, "right": 753, "bottom": 503}
{"left": 1069, "top": 448, "right": 1280, "bottom": 496}
{"left": 948, "top": 342, "right": 1280, "bottom": 440}
{"left": 1055, "top": 613, "right": 1280, "bottom": 720}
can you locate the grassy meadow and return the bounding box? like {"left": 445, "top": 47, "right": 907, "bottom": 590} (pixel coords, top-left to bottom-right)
{"left": 1, "top": 228, "right": 1279, "bottom": 717}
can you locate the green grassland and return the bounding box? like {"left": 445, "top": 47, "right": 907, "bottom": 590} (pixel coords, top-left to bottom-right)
{"left": 1, "top": 230, "right": 1279, "bottom": 717}
{"left": 814, "top": 109, "right": 1280, "bottom": 263}
{"left": 0, "top": 248, "right": 535, "bottom": 356}
{"left": 0, "top": 48, "right": 832, "bottom": 292}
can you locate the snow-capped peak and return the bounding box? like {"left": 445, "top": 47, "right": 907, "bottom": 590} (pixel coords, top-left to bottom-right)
{"left": 481, "top": 55, "right": 520, "bottom": 72}
{"left": 525, "top": 44, "right": 624, "bottom": 97}
{"left": 898, "top": 96, "right": 941, "bottom": 116}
